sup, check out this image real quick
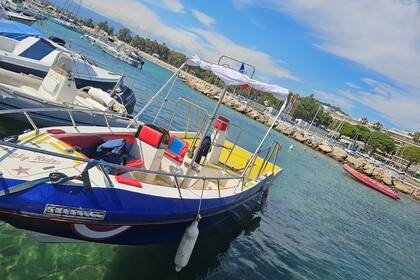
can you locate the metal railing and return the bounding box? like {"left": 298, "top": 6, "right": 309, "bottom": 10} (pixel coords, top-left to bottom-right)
{"left": 0, "top": 107, "right": 140, "bottom": 131}
{"left": 0, "top": 138, "right": 243, "bottom": 199}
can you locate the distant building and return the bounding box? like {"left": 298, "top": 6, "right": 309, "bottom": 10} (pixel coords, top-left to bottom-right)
{"left": 386, "top": 129, "right": 415, "bottom": 146}
{"left": 321, "top": 104, "right": 334, "bottom": 113}
{"left": 330, "top": 111, "right": 359, "bottom": 125}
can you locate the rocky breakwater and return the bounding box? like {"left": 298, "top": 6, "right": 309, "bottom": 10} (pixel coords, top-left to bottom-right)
{"left": 180, "top": 73, "right": 273, "bottom": 122}
{"left": 273, "top": 123, "right": 420, "bottom": 201}
{"left": 179, "top": 68, "right": 420, "bottom": 201}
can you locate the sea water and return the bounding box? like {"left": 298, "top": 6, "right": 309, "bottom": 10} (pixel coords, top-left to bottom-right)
{"left": 0, "top": 20, "right": 419, "bottom": 280}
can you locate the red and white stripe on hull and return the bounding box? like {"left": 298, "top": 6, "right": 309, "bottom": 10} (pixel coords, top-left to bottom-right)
{"left": 71, "top": 224, "right": 131, "bottom": 240}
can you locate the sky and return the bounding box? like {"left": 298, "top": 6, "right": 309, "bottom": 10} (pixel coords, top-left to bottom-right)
{"left": 53, "top": 0, "right": 420, "bottom": 132}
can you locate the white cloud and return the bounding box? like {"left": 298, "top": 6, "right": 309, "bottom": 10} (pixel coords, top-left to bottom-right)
{"left": 338, "top": 79, "right": 420, "bottom": 130}
{"left": 313, "top": 89, "right": 353, "bottom": 110}
{"left": 81, "top": 0, "right": 298, "bottom": 83}
{"left": 143, "top": 0, "right": 185, "bottom": 13}
{"left": 191, "top": 9, "right": 216, "bottom": 27}
{"left": 277, "top": 0, "right": 420, "bottom": 92}
{"left": 345, "top": 82, "right": 361, "bottom": 90}
{"left": 236, "top": 0, "right": 420, "bottom": 89}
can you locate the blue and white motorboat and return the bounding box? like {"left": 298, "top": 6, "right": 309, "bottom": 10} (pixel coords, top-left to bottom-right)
{"left": 82, "top": 34, "right": 141, "bottom": 67}
{"left": 0, "top": 55, "right": 289, "bottom": 269}
{"left": 0, "top": 20, "right": 134, "bottom": 99}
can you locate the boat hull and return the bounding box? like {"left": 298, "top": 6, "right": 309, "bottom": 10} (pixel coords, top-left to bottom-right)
{"left": 343, "top": 164, "right": 400, "bottom": 200}
{"left": 0, "top": 173, "right": 275, "bottom": 245}
{"left": 0, "top": 60, "right": 118, "bottom": 91}
{"left": 0, "top": 88, "right": 133, "bottom": 127}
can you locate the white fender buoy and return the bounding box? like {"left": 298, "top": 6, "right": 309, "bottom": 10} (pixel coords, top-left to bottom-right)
{"left": 174, "top": 221, "right": 199, "bottom": 272}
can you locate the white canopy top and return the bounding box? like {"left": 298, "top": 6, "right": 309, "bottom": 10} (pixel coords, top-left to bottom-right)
{"left": 187, "top": 54, "right": 289, "bottom": 101}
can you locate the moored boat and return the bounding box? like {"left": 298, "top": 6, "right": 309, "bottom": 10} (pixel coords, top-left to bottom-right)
{"left": 0, "top": 51, "right": 136, "bottom": 127}
{"left": 0, "top": 19, "right": 134, "bottom": 95}
{"left": 343, "top": 164, "right": 400, "bottom": 200}
{"left": 82, "top": 34, "right": 141, "bottom": 67}
{"left": 0, "top": 3, "right": 37, "bottom": 25}
{"left": 0, "top": 55, "right": 289, "bottom": 269}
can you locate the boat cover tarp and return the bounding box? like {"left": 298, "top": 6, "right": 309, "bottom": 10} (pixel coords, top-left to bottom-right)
{"left": 0, "top": 19, "right": 42, "bottom": 40}
{"left": 187, "top": 54, "right": 289, "bottom": 100}
{"left": 18, "top": 37, "right": 56, "bottom": 60}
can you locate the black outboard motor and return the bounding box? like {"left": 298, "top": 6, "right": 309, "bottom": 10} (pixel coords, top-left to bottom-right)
{"left": 111, "top": 85, "right": 136, "bottom": 115}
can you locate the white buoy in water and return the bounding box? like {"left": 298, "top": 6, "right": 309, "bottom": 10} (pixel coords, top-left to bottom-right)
{"left": 174, "top": 221, "right": 199, "bottom": 272}
{"left": 289, "top": 144, "right": 294, "bottom": 151}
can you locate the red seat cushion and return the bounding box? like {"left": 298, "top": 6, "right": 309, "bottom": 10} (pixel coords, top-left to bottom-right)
{"left": 164, "top": 150, "right": 184, "bottom": 163}
{"left": 139, "top": 125, "right": 163, "bottom": 148}
{"left": 114, "top": 157, "right": 144, "bottom": 175}
{"left": 115, "top": 176, "right": 142, "bottom": 188}
{"left": 126, "top": 158, "right": 144, "bottom": 169}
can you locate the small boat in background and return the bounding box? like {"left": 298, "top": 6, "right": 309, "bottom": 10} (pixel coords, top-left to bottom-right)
{"left": 343, "top": 164, "right": 400, "bottom": 200}
{"left": 0, "top": 3, "right": 37, "bottom": 25}
{"left": 82, "top": 34, "right": 141, "bottom": 67}
{"left": 0, "top": 0, "right": 46, "bottom": 20}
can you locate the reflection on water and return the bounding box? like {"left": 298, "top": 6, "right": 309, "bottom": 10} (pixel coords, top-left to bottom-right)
{"left": 105, "top": 198, "right": 264, "bottom": 280}
{"left": 0, "top": 192, "right": 265, "bottom": 280}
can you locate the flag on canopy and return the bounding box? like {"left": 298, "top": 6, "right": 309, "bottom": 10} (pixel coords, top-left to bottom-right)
{"left": 238, "top": 63, "right": 249, "bottom": 89}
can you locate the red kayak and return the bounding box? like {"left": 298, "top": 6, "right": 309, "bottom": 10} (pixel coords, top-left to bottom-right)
{"left": 343, "top": 164, "right": 400, "bottom": 200}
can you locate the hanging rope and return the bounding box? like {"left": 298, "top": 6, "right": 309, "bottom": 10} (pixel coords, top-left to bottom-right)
{"left": 195, "top": 177, "right": 207, "bottom": 221}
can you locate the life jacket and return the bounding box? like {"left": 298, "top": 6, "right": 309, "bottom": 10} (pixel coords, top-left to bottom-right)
{"left": 93, "top": 139, "right": 129, "bottom": 173}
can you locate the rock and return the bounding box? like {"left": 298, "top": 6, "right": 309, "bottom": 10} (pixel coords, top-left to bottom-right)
{"left": 394, "top": 181, "right": 411, "bottom": 194}
{"left": 308, "top": 137, "right": 322, "bottom": 149}
{"left": 381, "top": 173, "right": 393, "bottom": 186}
{"left": 256, "top": 114, "right": 268, "bottom": 123}
{"left": 372, "top": 168, "right": 384, "bottom": 181}
{"left": 246, "top": 110, "right": 260, "bottom": 120}
{"left": 265, "top": 118, "right": 276, "bottom": 127}
{"left": 411, "top": 188, "right": 420, "bottom": 200}
{"left": 318, "top": 144, "right": 333, "bottom": 153}
{"left": 293, "top": 131, "right": 309, "bottom": 143}
{"left": 223, "top": 101, "right": 233, "bottom": 108}
{"left": 346, "top": 155, "right": 357, "bottom": 165}
{"left": 282, "top": 127, "right": 296, "bottom": 136}
{"left": 363, "top": 164, "right": 375, "bottom": 175}
{"left": 354, "top": 158, "right": 367, "bottom": 170}
{"left": 330, "top": 147, "right": 348, "bottom": 162}
{"left": 235, "top": 105, "right": 247, "bottom": 113}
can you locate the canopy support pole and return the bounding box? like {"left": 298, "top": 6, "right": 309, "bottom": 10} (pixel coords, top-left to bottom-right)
{"left": 127, "top": 62, "right": 187, "bottom": 128}
{"left": 241, "top": 97, "right": 288, "bottom": 178}
{"left": 181, "top": 85, "right": 228, "bottom": 188}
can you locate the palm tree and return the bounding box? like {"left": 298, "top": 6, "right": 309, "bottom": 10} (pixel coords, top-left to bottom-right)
{"left": 359, "top": 117, "right": 368, "bottom": 125}
{"left": 413, "top": 131, "right": 420, "bottom": 143}
{"left": 372, "top": 122, "right": 383, "bottom": 131}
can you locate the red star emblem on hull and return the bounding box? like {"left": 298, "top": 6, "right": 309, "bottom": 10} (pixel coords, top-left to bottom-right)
{"left": 12, "top": 166, "right": 30, "bottom": 175}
